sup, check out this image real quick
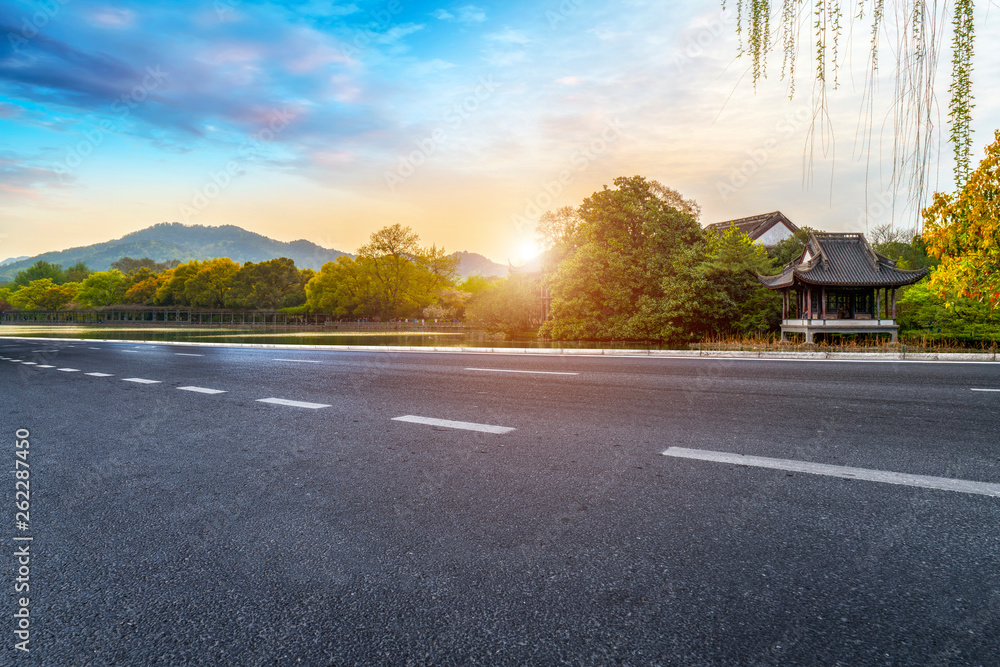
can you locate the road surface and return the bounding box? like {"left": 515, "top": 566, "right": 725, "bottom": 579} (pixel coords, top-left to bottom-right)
{"left": 2, "top": 337, "right": 999, "bottom": 665}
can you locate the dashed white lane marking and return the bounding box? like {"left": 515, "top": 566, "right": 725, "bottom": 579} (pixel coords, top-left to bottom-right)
{"left": 662, "top": 447, "right": 1000, "bottom": 498}
{"left": 20, "top": 362, "right": 37, "bottom": 365}
{"left": 85, "top": 373, "right": 113, "bottom": 377}
{"left": 256, "top": 397, "right": 330, "bottom": 409}
{"left": 37, "top": 365, "right": 55, "bottom": 369}
{"left": 273, "top": 359, "right": 322, "bottom": 363}
{"left": 971, "top": 388, "right": 1000, "bottom": 393}
{"left": 122, "top": 378, "right": 161, "bottom": 384}
{"left": 392, "top": 415, "right": 515, "bottom": 434}
{"left": 175, "top": 353, "right": 203, "bottom": 357}
{"left": 121, "top": 350, "right": 141, "bottom": 353}
{"left": 466, "top": 368, "right": 579, "bottom": 376}
{"left": 178, "top": 386, "right": 226, "bottom": 394}
{"left": 89, "top": 347, "right": 100, "bottom": 350}
{"left": 57, "top": 368, "right": 80, "bottom": 372}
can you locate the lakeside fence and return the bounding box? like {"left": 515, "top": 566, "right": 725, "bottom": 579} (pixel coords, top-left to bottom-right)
{"left": 0, "top": 308, "right": 470, "bottom": 331}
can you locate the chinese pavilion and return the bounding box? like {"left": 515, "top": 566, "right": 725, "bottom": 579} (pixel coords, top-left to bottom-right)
{"left": 757, "top": 232, "right": 929, "bottom": 343}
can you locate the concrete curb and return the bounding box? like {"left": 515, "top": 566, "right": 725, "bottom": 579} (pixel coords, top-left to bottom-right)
{"left": 2, "top": 334, "right": 998, "bottom": 362}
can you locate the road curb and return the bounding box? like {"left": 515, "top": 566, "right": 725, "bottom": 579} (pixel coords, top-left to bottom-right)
{"left": 1, "top": 335, "right": 998, "bottom": 362}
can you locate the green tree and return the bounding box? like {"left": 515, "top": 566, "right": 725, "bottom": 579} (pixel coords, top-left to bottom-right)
{"left": 14, "top": 261, "right": 65, "bottom": 286}
{"left": 305, "top": 256, "right": 380, "bottom": 318}
{"left": 184, "top": 258, "right": 240, "bottom": 308}
{"left": 8, "top": 279, "right": 77, "bottom": 310}
{"left": 154, "top": 261, "right": 204, "bottom": 306}
{"left": 64, "top": 262, "right": 91, "bottom": 283}
{"left": 701, "top": 227, "right": 782, "bottom": 335}
{"left": 76, "top": 270, "right": 129, "bottom": 307}
{"left": 466, "top": 277, "right": 540, "bottom": 337}
{"left": 230, "top": 258, "right": 308, "bottom": 309}
{"left": 540, "top": 176, "right": 705, "bottom": 342}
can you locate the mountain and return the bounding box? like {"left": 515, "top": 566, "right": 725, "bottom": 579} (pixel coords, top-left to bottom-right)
{"left": 453, "top": 251, "right": 507, "bottom": 279}
{"left": 0, "top": 256, "right": 29, "bottom": 266}
{"left": 0, "top": 223, "right": 349, "bottom": 281}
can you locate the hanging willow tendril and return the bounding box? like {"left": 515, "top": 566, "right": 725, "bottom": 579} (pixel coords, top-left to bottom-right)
{"left": 727, "top": 0, "right": 976, "bottom": 232}
{"left": 949, "top": 0, "right": 975, "bottom": 184}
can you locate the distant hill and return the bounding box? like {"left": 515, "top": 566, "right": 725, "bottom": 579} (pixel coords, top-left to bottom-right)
{"left": 0, "top": 223, "right": 509, "bottom": 283}
{"left": 453, "top": 251, "right": 507, "bottom": 279}
{"left": 0, "top": 223, "right": 349, "bottom": 281}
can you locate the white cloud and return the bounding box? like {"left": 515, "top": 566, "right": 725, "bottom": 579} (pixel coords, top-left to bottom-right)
{"left": 487, "top": 28, "right": 530, "bottom": 45}
{"left": 432, "top": 9, "right": 454, "bottom": 20}
{"left": 456, "top": 5, "right": 487, "bottom": 23}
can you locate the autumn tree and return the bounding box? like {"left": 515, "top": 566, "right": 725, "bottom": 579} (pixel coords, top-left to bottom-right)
{"left": 922, "top": 130, "right": 1000, "bottom": 307}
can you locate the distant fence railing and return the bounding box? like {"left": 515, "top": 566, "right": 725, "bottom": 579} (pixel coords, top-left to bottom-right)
{"left": 0, "top": 308, "right": 470, "bottom": 330}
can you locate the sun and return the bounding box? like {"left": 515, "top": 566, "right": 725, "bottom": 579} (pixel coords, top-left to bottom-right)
{"left": 516, "top": 239, "right": 540, "bottom": 264}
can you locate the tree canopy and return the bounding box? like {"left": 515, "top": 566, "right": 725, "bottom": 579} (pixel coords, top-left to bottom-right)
{"left": 922, "top": 129, "right": 1000, "bottom": 307}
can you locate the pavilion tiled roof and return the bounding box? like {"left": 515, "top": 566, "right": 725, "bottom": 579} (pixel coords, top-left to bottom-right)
{"left": 758, "top": 232, "right": 929, "bottom": 288}
{"left": 705, "top": 211, "right": 798, "bottom": 241}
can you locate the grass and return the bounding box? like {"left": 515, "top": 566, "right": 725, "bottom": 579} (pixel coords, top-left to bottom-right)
{"left": 693, "top": 331, "right": 1000, "bottom": 354}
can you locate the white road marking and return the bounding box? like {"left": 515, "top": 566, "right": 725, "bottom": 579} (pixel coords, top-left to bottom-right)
{"left": 392, "top": 415, "right": 515, "bottom": 434}
{"left": 256, "top": 398, "right": 330, "bottom": 409}
{"left": 37, "top": 365, "right": 55, "bottom": 369}
{"left": 662, "top": 447, "right": 1000, "bottom": 498}
{"left": 466, "top": 368, "right": 579, "bottom": 376}
{"left": 175, "top": 353, "right": 203, "bottom": 357}
{"left": 121, "top": 350, "right": 141, "bottom": 353}
{"left": 273, "top": 359, "right": 322, "bottom": 363}
{"left": 122, "top": 378, "right": 161, "bottom": 384}
{"left": 85, "top": 373, "right": 113, "bottom": 377}
{"left": 971, "top": 388, "right": 1000, "bottom": 393}
{"left": 57, "top": 368, "right": 80, "bottom": 372}
{"left": 89, "top": 347, "right": 100, "bottom": 350}
{"left": 178, "top": 386, "right": 226, "bottom": 394}
{"left": 20, "top": 362, "right": 37, "bottom": 365}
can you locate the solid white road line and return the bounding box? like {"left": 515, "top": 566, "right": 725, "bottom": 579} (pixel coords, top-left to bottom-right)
{"left": 662, "top": 447, "right": 1000, "bottom": 498}
{"left": 256, "top": 397, "right": 330, "bottom": 409}
{"left": 175, "top": 353, "right": 203, "bottom": 357}
{"left": 273, "top": 359, "right": 322, "bottom": 363}
{"left": 57, "top": 368, "right": 80, "bottom": 372}
{"left": 122, "top": 378, "right": 161, "bottom": 384}
{"left": 971, "top": 388, "right": 1000, "bottom": 393}
{"left": 465, "top": 368, "right": 579, "bottom": 376}
{"left": 178, "top": 386, "right": 226, "bottom": 394}
{"left": 392, "top": 415, "right": 515, "bottom": 434}
{"left": 85, "top": 373, "right": 113, "bottom": 377}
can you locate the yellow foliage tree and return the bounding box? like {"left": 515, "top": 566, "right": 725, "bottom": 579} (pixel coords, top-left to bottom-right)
{"left": 922, "top": 130, "right": 1000, "bottom": 308}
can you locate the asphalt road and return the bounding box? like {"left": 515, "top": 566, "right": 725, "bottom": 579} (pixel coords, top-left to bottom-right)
{"left": 2, "top": 337, "right": 999, "bottom": 666}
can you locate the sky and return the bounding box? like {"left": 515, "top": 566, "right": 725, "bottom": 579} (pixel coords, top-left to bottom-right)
{"left": 1, "top": 0, "right": 998, "bottom": 265}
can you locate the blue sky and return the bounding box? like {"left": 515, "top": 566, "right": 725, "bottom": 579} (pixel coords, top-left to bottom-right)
{"left": 1, "top": 0, "right": 998, "bottom": 263}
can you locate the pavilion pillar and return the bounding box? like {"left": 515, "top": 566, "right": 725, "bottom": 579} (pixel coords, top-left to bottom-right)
{"left": 891, "top": 288, "right": 897, "bottom": 319}
{"left": 821, "top": 286, "right": 826, "bottom": 318}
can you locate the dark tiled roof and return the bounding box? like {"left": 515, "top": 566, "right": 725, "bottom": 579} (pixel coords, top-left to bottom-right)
{"left": 705, "top": 211, "right": 799, "bottom": 242}
{"left": 758, "top": 233, "right": 929, "bottom": 288}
